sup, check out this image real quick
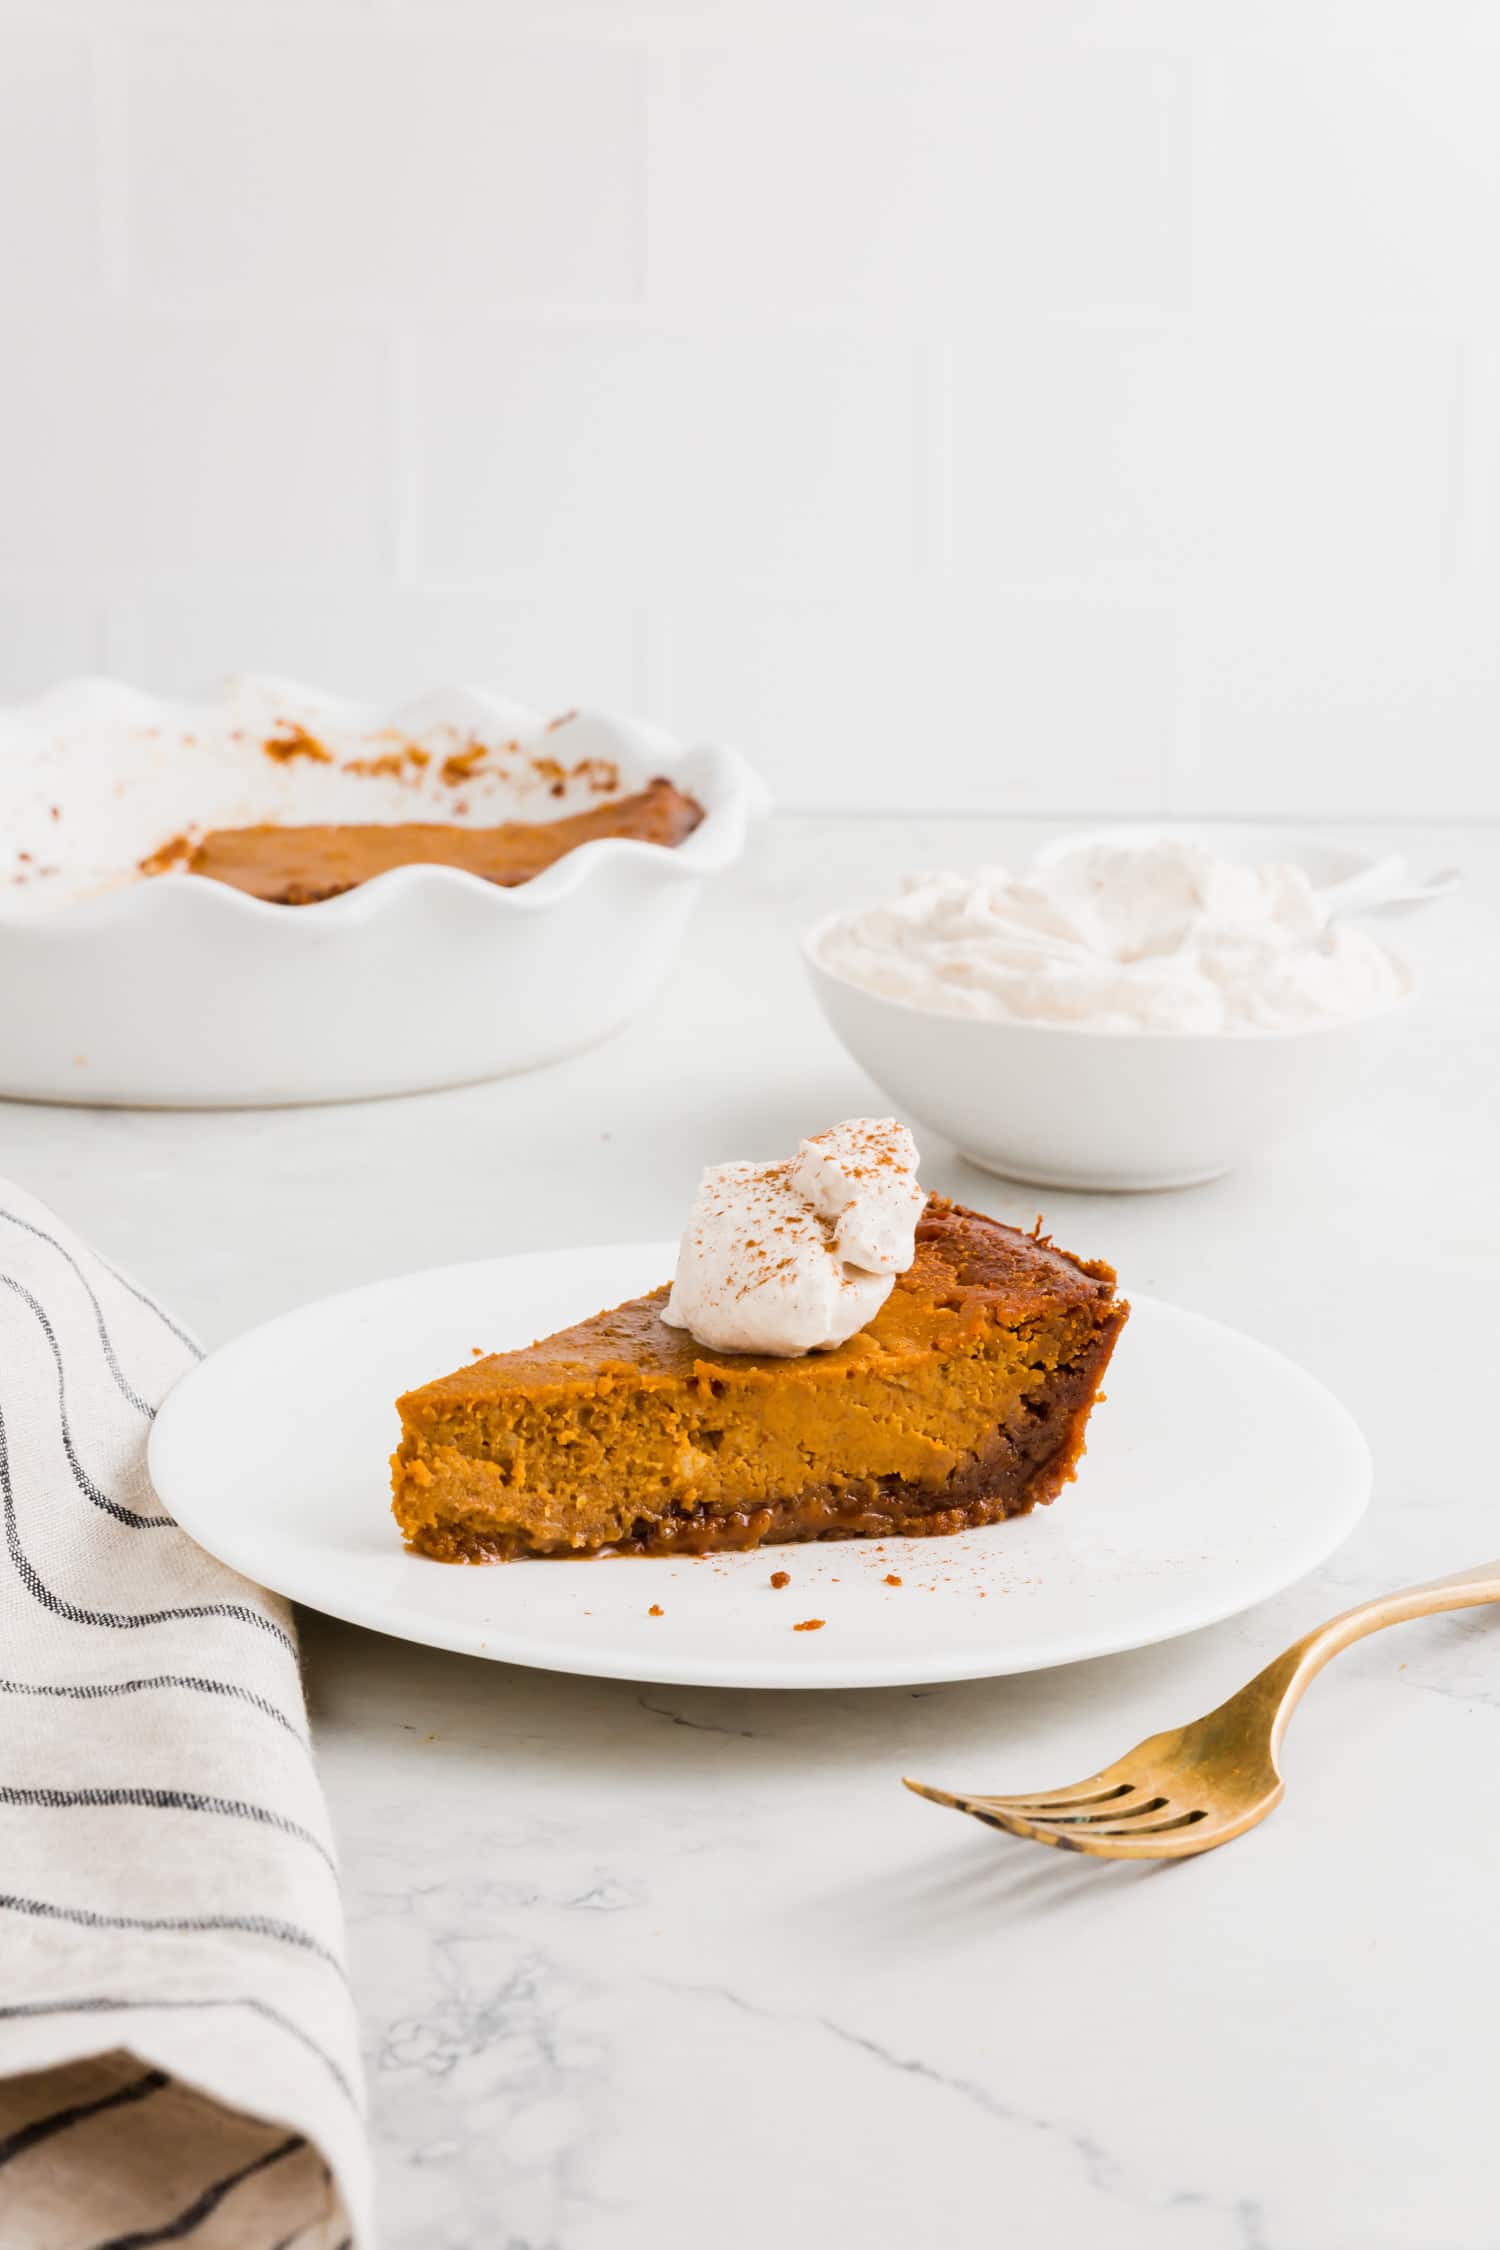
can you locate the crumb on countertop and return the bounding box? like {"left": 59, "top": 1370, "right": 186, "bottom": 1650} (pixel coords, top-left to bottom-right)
{"left": 770, "top": 1570, "right": 790, "bottom": 1589}
{"left": 884, "top": 1573, "right": 903, "bottom": 1587}
{"left": 792, "top": 1618, "right": 825, "bottom": 1633}
{"left": 648, "top": 1604, "right": 663, "bottom": 1618}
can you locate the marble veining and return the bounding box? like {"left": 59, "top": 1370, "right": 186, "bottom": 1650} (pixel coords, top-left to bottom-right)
{"left": 668, "top": 1978, "right": 1276, "bottom": 2249}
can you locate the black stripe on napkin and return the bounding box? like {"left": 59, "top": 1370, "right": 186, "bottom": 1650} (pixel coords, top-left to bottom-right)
{"left": 0, "top": 1789, "right": 336, "bottom": 1876}
{"left": 0, "top": 1674, "right": 309, "bottom": 1747}
{"left": 0, "top": 2067, "right": 168, "bottom": 2168}
{"left": 92, "top": 1243, "right": 204, "bottom": 1362}
{"left": 1, "top": 1399, "right": 297, "bottom": 1657}
{"left": 0, "top": 1276, "right": 170, "bottom": 1528}
{"left": 0, "top": 1207, "right": 155, "bottom": 1416}
{"left": 269, "top": 2223, "right": 348, "bottom": 2250}
{"left": 89, "top": 2131, "right": 304, "bottom": 2250}
{"left": 0, "top": 1895, "right": 345, "bottom": 1977}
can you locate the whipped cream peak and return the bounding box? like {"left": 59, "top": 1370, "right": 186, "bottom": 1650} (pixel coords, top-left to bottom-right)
{"left": 788, "top": 1117, "right": 925, "bottom": 1275}
{"left": 661, "top": 1119, "right": 925, "bottom": 1357}
{"left": 816, "top": 841, "right": 1408, "bottom": 1035}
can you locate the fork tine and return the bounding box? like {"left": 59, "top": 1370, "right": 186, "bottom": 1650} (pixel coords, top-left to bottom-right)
{"left": 1043, "top": 1795, "right": 1173, "bottom": 1825}
{"left": 901, "top": 1778, "right": 975, "bottom": 1813}
{"left": 969, "top": 1803, "right": 1222, "bottom": 1858}
{"left": 1061, "top": 1808, "right": 1207, "bottom": 1837}
{"left": 992, "top": 1782, "right": 1137, "bottom": 1812}
{"left": 905, "top": 1775, "right": 1236, "bottom": 1858}
{"left": 902, "top": 1775, "right": 1131, "bottom": 1816}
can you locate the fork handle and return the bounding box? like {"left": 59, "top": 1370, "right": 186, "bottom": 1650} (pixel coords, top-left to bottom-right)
{"left": 1256, "top": 1558, "right": 1500, "bottom": 1757}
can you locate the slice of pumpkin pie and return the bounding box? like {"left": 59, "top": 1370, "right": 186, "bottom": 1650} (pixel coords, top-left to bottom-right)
{"left": 391, "top": 1123, "right": 1126, "bottom": 1562}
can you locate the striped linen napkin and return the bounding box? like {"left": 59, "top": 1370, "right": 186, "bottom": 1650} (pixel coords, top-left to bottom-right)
{"left": 0, "top": 1181, "right": 369, "bottom": 2248}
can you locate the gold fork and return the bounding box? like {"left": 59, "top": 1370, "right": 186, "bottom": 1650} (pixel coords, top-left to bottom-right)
{"left": 905, "top": 1559, "right": 1500, "bottom": 1860}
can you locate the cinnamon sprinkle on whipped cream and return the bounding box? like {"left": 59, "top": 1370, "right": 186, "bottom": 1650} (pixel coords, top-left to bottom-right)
{"left": 661, "top": 1119, "right": 925, "bottom": 1358}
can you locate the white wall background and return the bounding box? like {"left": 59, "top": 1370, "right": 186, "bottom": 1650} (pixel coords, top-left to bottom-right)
{"left": 2, "top": 0, "right": 1498, "bottom": 814}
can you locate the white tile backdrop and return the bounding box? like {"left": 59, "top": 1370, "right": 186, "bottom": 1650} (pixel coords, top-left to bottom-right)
{"left": 0, "top": 0, "right": 1497, "bottom": 813}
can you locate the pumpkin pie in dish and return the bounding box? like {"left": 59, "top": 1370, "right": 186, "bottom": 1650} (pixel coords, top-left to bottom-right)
{"left": 167, "top": 776, "right": 703, "bottom": 906}
{"left": 391, "top": 1171, "right": 1126, "bottom": 1562}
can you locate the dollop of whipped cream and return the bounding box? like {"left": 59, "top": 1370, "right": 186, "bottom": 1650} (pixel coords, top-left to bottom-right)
{"left": 661, "top": 1119, "right": 925, "bottom": 1357}
{"left": 816, "top": 842, "right": 1407, "bottom": 1034}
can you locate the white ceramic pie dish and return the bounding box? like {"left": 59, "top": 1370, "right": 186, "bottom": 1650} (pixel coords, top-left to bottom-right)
{"left": 0, "top": 678, "right": 765, "bottom": 1108}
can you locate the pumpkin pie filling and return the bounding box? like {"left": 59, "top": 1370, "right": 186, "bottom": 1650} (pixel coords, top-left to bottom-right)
{"left": 166, "top": 775, "right": 703, "bottom": 905}
{"left": 391, "top": 1198, "right": 1127, "bottom": 1562}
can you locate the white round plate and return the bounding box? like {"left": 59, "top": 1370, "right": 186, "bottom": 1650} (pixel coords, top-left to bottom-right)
{"left": 149, "top": 1244, "right": 1371, "bottom": 1691}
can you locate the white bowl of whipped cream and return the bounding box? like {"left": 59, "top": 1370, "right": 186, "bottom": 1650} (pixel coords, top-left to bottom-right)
{"left": 805, "top": 833, "right": 1417, "bottom": 1192}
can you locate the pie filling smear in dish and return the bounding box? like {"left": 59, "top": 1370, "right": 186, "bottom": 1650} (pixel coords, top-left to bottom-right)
{"left": 391, "top": 1194, "right": 1127, "bottom": 1563}
{"left": 162, "top": 776, "right": 704, "bottom": 905}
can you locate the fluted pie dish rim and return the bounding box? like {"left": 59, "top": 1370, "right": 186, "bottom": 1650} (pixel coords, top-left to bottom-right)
{"left": 0, "top": 678, "right": 766, "bottom": 1105}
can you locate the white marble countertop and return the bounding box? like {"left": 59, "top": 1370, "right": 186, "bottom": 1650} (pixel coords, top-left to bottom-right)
{"left": 5, "top": 814, "right": 1499, "bottom": 2250}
